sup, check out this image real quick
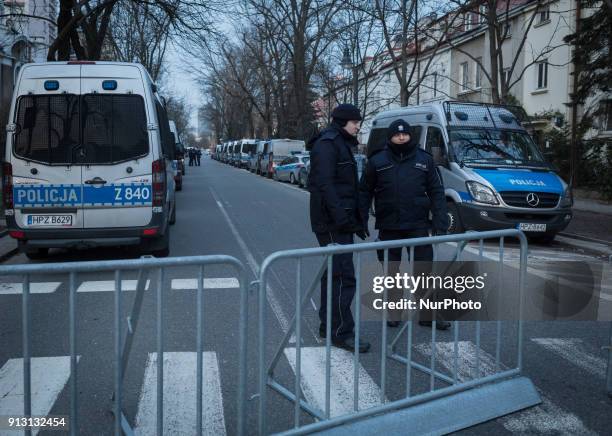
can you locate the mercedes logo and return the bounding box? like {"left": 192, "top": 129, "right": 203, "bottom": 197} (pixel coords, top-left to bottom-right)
{"left": 526, "top": 192, "right": 540, "bottom": 207}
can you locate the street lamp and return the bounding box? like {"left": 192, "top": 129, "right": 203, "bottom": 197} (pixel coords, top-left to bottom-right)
{"left": 340, "top": 48, "right": 358, "bottom": 107}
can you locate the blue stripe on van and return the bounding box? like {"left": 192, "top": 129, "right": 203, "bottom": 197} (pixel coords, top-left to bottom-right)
{"left": 472, "top": 169, "right": 563, "bottom": 194}
{"left": 13, "top": 184, "right": 152, "bottom": 207}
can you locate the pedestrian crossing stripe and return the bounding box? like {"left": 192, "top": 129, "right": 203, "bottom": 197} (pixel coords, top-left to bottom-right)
{"left": 0, "top": 278, "right": 239, "bottom": 295}
{"left": 0, "top": 282, "right": 61, "bottom": 295}
{"left": 0, "top": 356, "right": 79, "bottom": 436}
{"left": 531, "top": 338, "right": 606, "bottom": 379}
{"left": 284, "top": 347, "right": 384, "bottom": 417}
{"left": 134, "top": 352, "right": 226, "bottom": 436}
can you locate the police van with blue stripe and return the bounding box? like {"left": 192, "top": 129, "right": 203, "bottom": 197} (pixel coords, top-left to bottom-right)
{"left": 3, "top": 61, "right": 176, "bottom": 258}
{"left": 366, "top": 101, "right": 572, "bottom": 243}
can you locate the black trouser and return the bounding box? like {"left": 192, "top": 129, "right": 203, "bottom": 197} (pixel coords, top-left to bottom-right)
{"left": 196, "top": 156, "right": 201, "bottom": 166}
{"left": 315, "top": 231, "right": 356, "bottom": 340}
{"left": 189, "top": 156, "right": 194, "bottom": 166}
{"left": 377, "top": 228, "right": 434, "bottom": 322}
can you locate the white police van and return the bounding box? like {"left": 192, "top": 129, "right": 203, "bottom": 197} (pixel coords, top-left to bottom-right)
{"left": 366, "top": 101, "right": 573, "bottom": 243}
{"left": 3, "top": 61, "right": 176, "bottom": 258}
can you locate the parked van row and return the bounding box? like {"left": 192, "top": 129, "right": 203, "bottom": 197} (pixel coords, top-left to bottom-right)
{"left": 212, "top": 138, "right": 308, "bottom": 179}
{"left": 3, "top": 61, "right": 181, "bottom": 259}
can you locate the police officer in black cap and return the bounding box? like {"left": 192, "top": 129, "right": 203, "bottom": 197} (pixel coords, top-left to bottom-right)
{"left": 359, "top": 119, "right": 450, "bottom": 330}
{"left": 308, "top": 103, "right": 371, "bottom": 353}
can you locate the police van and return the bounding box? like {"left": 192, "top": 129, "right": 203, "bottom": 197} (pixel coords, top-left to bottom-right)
{"left": 3, "top": 61, "right": 176, "bottom": 259}
{"left": 366, "top": 101, "right": 572, "bottom": 243}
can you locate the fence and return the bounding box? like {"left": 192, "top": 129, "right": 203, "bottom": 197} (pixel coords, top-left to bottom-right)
{"left": 255, "top": 229, "right": 541, "bottom": 435}
{"left": 0, "top": 254, "right": 249, "bottom": 436}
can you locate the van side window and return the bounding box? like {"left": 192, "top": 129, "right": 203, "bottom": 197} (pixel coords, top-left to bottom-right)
{"left": 14, "top": 94, "right": 79, "bottom": 164}
{"left": 155, "top": 100, "right": 175, "bottom": 160}
{"left": 425, "top": 127, "right": 444, "bottom": 153}
{"left": 82, "top": 95, "right": 149, "bottom": 164}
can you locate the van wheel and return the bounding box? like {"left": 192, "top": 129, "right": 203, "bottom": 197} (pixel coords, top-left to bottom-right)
{"left": 149, "top": 227, "right": 170, "bottom": 258}
{"left": 447, "top": 202, "right": 464, "bottom": 234}
{"left": 169, "top": 202, "right": 176, "bottom": 225}
{"left": 25, "top": 248, "right": 49, "bottom": 260}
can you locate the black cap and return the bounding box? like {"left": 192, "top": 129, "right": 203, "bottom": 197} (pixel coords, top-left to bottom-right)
{"left": 387, "top": 119, "right": 411, "bottom": 140}
{"left": 331, "top": 104, "right": 362, "bottom": 121}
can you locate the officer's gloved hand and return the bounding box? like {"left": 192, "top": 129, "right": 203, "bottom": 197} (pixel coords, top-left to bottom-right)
{"left": 355, "top": 228, "right": 370, "bottom": 240}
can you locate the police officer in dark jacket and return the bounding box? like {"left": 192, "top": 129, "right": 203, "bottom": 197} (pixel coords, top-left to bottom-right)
{"left": 308, "top": 104, "right": 371, "bottom": 353}
{"left": 359, "top": 119, "right": 450, "bottom": 330}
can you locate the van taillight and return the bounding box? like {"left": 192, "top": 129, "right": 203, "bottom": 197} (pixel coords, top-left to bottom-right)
{"left": 152, "top": 159, "right": 166, "bottom": 208}
{"left": 2, "top": 162, "right": 13, "bottom": 209}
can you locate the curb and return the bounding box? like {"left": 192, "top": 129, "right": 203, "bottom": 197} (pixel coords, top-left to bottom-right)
{"left": 556, "top": 234, "right": 612, "bottom": 257}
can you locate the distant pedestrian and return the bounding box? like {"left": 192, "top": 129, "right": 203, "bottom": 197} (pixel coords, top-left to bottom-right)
{"left": 359, "top": 119, "right": 450, "bottom": 329}
{"left": 188, "top": 149, "right": 195, "bottom": 166}
{"left": 308, "top": 103, "right": 371, "bottom": 353}
{"left": 196, "top": 149, "right": 202, "bottom": 166}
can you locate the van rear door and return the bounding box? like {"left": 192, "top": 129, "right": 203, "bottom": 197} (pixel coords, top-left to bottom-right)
{"left": 79, "top": 65, "right": 152, "bottom": 228}
{"left": 11, "top": 67, "right": 83, "bottom": 230}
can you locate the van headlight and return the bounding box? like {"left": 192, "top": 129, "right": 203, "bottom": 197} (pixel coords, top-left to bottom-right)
{"left": 466, "top": 181, "right": 499, "bottom": 205}
{"left": 559, "top": 187, "right": 573, "bottom": 207}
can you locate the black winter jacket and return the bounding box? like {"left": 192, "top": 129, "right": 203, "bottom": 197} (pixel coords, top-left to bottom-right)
{"left": 359, "top": 141, "right": 448, "bottom": 232}
{"left": 308, "top": 124, "right": 363, "bottom": 233}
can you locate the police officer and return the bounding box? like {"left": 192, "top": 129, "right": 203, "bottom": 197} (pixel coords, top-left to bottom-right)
{"left": 359, "top": 119, "right": 450, "bottom": 330}
{"left": 309, "top": 104, "right": 371, "bottom": 353}
{"left": 196, "top": 148, "right": 202, "bottom": 166}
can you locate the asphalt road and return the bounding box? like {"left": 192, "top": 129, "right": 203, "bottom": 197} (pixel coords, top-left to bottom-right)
{"left": 0, "top": 157, "right": 610, "bottom": 435}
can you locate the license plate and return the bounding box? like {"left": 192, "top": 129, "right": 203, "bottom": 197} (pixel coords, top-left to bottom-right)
{"left": 27, "top": 215, "right": 73, "bottom": 226}
{"left": 518, "top": 223, "right": 547, "bottom": 232}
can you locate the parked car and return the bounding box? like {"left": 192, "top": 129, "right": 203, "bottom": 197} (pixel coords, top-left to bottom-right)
{"left": 238, "top": 139, "right": 258, "bottom": 169}
{"left": 3, "top": 61, "right": 176, "bottom": 258}
{"left": 273, "top": 154, "right": 310, "bottom": 184}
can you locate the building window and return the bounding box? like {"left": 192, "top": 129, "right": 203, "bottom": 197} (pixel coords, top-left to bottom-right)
{"left": 460, "top": 62, "right": 469, "bottom": 91}
{"left": 479, "top": 5, "right": 487, "bottom": 24}
{"left": 538, "top": 6, "right": 550, "bottom": 24}
{"left": 475, "top": 58, "right": 483, "bottom": 88}
{"left": 464, "top": 13, "right": 473, "bottom": 31}
{"left": 536, "top": 60, "right": 548, "bottom": 89}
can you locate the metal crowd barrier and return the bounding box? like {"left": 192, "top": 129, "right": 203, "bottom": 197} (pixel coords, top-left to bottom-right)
{"left": 0, "top": 255, "right": 248, "bottom": 436}
{"left": 256, "top": 229, "right": 541, "bottom": 435}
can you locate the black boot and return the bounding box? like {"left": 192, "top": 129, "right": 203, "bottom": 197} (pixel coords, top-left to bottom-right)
{"left": 332, "top": 337, "right": 371, "bottom": 353}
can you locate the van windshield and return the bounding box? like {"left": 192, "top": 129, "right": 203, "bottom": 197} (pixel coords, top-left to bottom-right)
{"left": 242, "top": 143, "right": 257, "bottom": 154}
{"left": 13, "top": 94, "right": 149, "bottom": 165}
{"left": 449, "top": 129, "right": 546, "bottom": 166}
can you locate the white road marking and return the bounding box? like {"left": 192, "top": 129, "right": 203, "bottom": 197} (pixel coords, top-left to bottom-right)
{"left": 0, "top": 356, "right": 78, "bottom": 436}
{"left": 416, "top": 341, "right": 596, "bottom": 435}
{"left": 284, "top": 347, "right": 383, "bottom": 417}
{"left": 0, "top": 282, "right": 61, "bottom": 295}
{"left": 211, "top": 188, "right": 295, "bottom": 342}
{"left": 77, "top": 280, "right": 151, "bottom": 293}
{"left": 134, "top": 352, "right": 226, "bottom": 436}
{"left": 531, "top": 338, "right": 606, "bottom": 379}
{"left": 171, "top": 278, "right": 239, "bottom": 290}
